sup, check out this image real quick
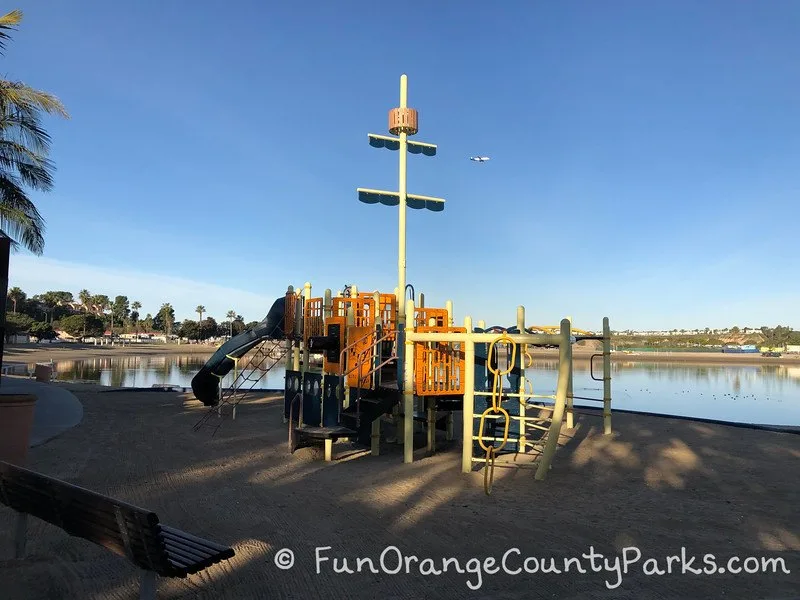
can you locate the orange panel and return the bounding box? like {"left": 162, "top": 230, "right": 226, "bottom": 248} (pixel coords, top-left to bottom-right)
{"left": 303, "top": 297, "right": 324, "bottom": 343}
{"left": 378, "top": 293, "right": 397, "bottom": 340}
{"left": 283, "top": 290, "right": 296, "bottom": 339}
{"left": 414, "top": 307, "right": 448, "bottom": 328}
{"left": 332, "top": 297, "right": 375, "bottom": 328}
{"left": 414, "top": 326, "right": 467, "bottom": 396}
{"left": 346, "top": 325, "right": 374, "bottom": 388}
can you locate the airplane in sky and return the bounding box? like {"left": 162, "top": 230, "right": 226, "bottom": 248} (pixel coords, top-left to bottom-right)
{"left": 469, "top": 156, "right": 490, "bottom": 163}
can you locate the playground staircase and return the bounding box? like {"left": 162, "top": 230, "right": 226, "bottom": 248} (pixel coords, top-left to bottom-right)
{"left": 339, "top": 381, "right": 400, "bottom": 446}
{"left": 290, "top": 336, "right": 404, "bottom": 451}
{"left": 193, "top": 338, "right": 287, "bottom": 434}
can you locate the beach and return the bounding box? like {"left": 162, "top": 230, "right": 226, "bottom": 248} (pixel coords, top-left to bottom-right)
{"left": 5, "top": 342, "right": 216, "bottom": 365}
{"left": 0, "top": 382, "right": 797, "bottom": 599}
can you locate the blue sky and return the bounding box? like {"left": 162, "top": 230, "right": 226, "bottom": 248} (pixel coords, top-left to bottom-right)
{"left": 7, "top": 0, "right": 799, "bottom": 331}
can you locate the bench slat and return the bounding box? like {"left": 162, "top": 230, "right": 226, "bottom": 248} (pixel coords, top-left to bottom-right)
{"left": 1, "top": 486, "right": 166, "bottom": 559}
{"left": 160, "top": 525, "right": 234, "bottom": 554}
{"left": 163, "top": 539, "right": 214, "bottom": 564}
{"left": 160, "top": 529, "right": 224, "bottom": 556}
{"left": 2, "top": 477, "right": 166, "bottom": 552}
{"left": 3, "top": 484, "right": 147, "bottom": 535}
{"left": 0, "top": 464, "right": 160, "bottom": 525}
{"left": 0, "top": 461, "right": 235, "bottom": 581}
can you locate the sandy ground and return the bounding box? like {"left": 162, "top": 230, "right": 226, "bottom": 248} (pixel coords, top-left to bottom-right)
{"left": 0, "top": 385, "right": 797, "bottom": 599}
{"left": 8, "top": 342, "right": 800, "bottom": 368}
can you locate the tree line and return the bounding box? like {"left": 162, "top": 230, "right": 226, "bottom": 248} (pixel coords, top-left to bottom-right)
{"left": 6, "top": 287, "right": 260, "bottom": 342}
{"left": 611, "top": 326, "right": 800, "bottom": 349}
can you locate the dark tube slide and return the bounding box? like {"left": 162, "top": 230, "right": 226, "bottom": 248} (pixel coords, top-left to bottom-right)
{"left": 191, "top": 296, "right": 286, "bottom": 406}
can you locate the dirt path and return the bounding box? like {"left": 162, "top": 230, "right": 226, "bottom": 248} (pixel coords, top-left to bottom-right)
{"left": 0, "top": 385, "right": 797, "bottom": 599}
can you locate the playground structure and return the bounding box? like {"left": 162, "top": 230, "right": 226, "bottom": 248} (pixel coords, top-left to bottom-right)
{"left": 280, "top": 284, "right": 612, "bottom": 484}
{"left": 190, "top": 73, "right": 613, "bottom": 489}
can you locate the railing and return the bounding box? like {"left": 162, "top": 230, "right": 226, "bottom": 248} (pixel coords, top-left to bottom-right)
{"left": 336, "top": 327, "right": 397, "bottom": 427}
{"left": 192, "top": 339, "right": 288, "bottom": 434}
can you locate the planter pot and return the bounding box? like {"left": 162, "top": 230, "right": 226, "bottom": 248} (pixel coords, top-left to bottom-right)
{"left": 34, "top": 364, "right": 53, "bottom": 382}
{"left": 0, "top": 394, "right": 37, "bottom": 466}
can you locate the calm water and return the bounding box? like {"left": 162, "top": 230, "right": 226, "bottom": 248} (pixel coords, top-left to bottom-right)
{"left": 43, "top": 355, "right": 800, "bottom": 426}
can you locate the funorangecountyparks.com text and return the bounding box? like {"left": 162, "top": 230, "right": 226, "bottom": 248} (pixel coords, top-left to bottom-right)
{"left": 274, "top": 545, "right": 794, "bottom": 590}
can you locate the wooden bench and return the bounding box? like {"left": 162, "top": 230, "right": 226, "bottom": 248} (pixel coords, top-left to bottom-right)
{"left": 0, "top": 461, "right": 235, "bottom": 599}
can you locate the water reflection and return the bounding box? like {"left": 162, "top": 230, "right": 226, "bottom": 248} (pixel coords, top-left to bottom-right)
{"left": 41, "top": 355, "right": 800, "bottom": 427}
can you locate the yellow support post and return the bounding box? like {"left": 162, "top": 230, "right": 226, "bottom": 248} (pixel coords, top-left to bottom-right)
{"left": 461, "top": 315, "right": 475, "bottom": 473}
{"left": 283, "top": 285, "right": 295, "bottom": 424}
{"left": 446, "top": 295, "right": 455, "bottom": 441}
{"left": 566, "top": 315, "right": 574, "bottom": 429}
{"left": 517, "top": 306, "right": 526, "bottom": 450}
{"left": 403, "top": 299, "right": 415, "bottom": 463}
{"left": 224, "top": 354, "right": 240, "bottom": 421}
{"left": 324, "top": 289, "right": 332, "bottom": 320}
{"left": 371, "top": 290, "right": 382, "bottom": 456}
{"left": 603, "top": 316, "right": 612, "bottom": 435}
{"left": 292, "top": 290, "right": 301, "bottom": 372}
{"left": 535, "top": 318, "right": 571, "bottom": 481}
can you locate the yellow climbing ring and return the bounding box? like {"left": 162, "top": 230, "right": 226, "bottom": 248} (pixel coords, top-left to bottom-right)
{"left": 523, "top": 345, "right": 534, "bottom": 369}
{"left": 477, "top": 334, "right": 518, "bottom": 495}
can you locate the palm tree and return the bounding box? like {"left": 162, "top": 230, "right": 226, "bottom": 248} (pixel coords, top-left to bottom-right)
{"left": 226, "top": 309, "right": 236, "bottom": 338}
{"left": 78, "top": 289, "right": 91, "bottom": 312}
{"left": 91, "top": 294, "right": 110, "bottom": 336}
{"left": 196, "top": 305, "right": 205, "bottom": 323}
{"left": 7, "top": 285, "right": 22, "bottom": 312}
{"left": 0, "top": 10, "right": 69, "bottom": 255}
{"left": 78, "top": 288, "right": 91, "bottom": 339}
{"left": 131, "top": 300, "right": 141, "bottom": 334}
{"left": 159, "top": 303, "right": 174, "bottom": 336}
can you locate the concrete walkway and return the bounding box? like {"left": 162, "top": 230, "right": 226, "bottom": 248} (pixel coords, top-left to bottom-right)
{"left": 0, "top": 376, "right": 84, "bottom": 447}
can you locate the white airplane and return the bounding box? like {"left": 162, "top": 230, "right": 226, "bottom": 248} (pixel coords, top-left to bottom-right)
{"left": 469, "top": 156, "right": 490, "bottom": 162}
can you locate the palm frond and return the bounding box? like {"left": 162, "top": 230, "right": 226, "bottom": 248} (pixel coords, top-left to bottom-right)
{"left": 0, "top": 139, "right": 54, "bottom": 190}
{"left": 0, "top": 173, "right": 45, "bottom": 254}
{"left": 0, "top": 106, "right": 53, "bottom": 156}
{"left": 0, "top": 81, "right": 69, "bottom": 118}
{"left": 0, "top": 10, "right": 22, "bottom": 56}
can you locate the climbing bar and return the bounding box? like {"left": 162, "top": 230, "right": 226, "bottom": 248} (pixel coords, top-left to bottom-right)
{"left": 473, "top": 391, "right": 556, "bottom": 400}
{"left": 568, "top": 394, "right": 605, "bottom": 402}
{"left": 473, "top": 435, "right": 526, "bottom": 444}
{"left": 470, "top": 458, "right": 542, "bottom": 467}
{"left": 473, "top": 413, "right": 551, "bottom": 423}
{"left": 406, "top": 331, "right": 564, "bottom": 345}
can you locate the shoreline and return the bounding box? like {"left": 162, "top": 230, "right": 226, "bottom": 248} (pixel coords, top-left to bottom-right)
{"left": 530, "top": 348, "right": 800, "bottom": 367}
{"left": 5, "top": 343, "right": 800, "bottom": 368}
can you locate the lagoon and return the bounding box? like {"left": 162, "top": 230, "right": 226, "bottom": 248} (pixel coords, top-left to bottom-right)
{"left": 42, "top": 355, "right": 800, "bottom": 427}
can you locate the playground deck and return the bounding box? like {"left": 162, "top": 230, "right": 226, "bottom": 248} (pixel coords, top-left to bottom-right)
{"left": 1, "top": 385, "right": 797, "bottom": 599}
